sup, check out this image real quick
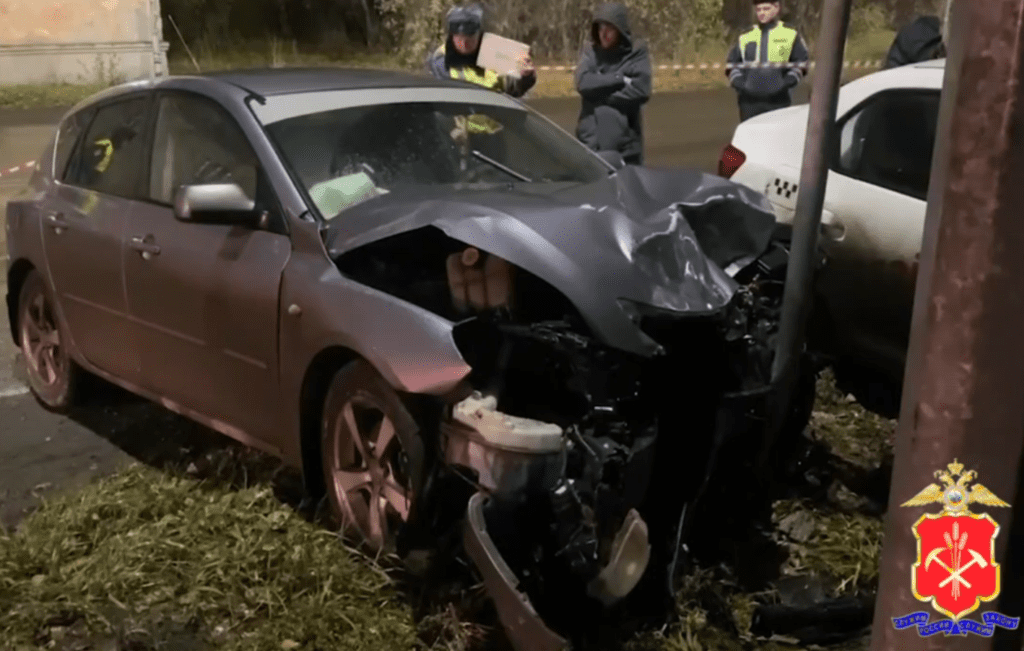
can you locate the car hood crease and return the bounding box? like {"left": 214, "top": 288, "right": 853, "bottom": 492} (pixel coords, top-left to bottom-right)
{"left": 323, "top": 166, "right": 778, "bottom": 333}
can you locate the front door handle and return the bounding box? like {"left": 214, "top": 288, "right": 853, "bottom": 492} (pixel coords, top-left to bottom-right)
{"left": 129, "top": 236, "right": 161, "bottom": 260}
{"left": 45, "top": 212, "right": 69, "bottom": 233}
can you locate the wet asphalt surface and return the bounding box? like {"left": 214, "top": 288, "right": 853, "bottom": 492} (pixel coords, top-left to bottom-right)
{"left": 0, "top": 86, "right": 813, "bottom": 530}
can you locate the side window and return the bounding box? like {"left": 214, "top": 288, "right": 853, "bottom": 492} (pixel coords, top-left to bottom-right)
{"left": 64, "top": 97, "right": 149, "bottom": 197}
{"left": 147, "top": 93, "right": 284, "bottom": 232}
{"left": 835, "top": 91, "right": 941, "bottom": 200}
{"left": 53, "top": 108, "right": 94, "bottom": 181}
{"left": 149, "top": 96, "right": 246, "bottom": 196}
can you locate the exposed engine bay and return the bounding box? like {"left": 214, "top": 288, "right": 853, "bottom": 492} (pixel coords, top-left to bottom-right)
{"left": 331, "top": 191, "right": 819, "bottom": 650}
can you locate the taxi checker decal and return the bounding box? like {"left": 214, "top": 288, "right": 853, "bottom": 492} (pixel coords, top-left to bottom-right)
{"left": 892, "top": 459, "right": 1020, "bottom": 637}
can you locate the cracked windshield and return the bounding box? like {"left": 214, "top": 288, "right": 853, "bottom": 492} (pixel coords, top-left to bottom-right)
{"left": 265, "top": 101, "right": 611, "bottom": 219}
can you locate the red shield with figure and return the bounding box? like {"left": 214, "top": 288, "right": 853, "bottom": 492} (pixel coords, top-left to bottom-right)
{"left": 912, "top": 513, "right": 1001, "bottom": 620}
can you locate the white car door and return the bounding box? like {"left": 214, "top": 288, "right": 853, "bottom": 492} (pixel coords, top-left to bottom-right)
{"left": 815, "top": 88, "right": 941, "bottom": 376}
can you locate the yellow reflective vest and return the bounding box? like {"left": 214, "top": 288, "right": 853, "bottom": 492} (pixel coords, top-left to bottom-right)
{"left": 432, "top": 44, "right": 504, "bottom": 91}
{"left": 738, "top": 21, "right": 799, "bottom": 63}
{"left": 93, "top": 138, "right": 115, "bottom": 173}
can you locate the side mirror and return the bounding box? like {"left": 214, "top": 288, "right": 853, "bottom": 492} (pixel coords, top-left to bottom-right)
{"left": 597, "top": 150, "right": 626, "bottom": 171}
{"left": 173, "top": 183, "right": 257, "bottom": 224}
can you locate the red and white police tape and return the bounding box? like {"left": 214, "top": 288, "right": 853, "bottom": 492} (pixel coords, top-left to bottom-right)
{"left": 535, "top": 59, "right": 884, "bottom": 71}
{"left": 0, "top": 59, "right": 882, "bottom": 182}
{"left": 0, "top": 160, "right": 36, "bottom": 179}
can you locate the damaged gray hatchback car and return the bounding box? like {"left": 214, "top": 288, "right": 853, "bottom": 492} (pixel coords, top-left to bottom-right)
{"left": 5, "top": 68, "right": 819, "bottom": 649}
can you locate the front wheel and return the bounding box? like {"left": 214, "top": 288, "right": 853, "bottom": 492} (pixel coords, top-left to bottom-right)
{"left": 17, "top": 270, "right": 83, "bottom": 411}
{"left": 320, "top": 359, "right": 421, "bottom": 556}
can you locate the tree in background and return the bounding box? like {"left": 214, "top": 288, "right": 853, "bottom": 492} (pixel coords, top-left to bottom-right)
{"left": 159, "top": 0, "right": 943, "bottom": 66}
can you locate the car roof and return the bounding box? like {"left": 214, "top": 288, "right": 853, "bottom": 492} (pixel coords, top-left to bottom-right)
{"left": 61, "top": 66, "right": 476, "bottom": 119}
{"left": 199, "top": 66, "right": 467, "bottom": 96}
{"left": 830, "top": 58, "right": 945, "bottom": 109}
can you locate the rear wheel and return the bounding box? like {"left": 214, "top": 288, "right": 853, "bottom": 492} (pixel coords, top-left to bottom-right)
{"left": 17, "top": 270, "right": 82, "bottom": 411}
{"left": 320, "top": 360, "right": 420, "bottom": 556}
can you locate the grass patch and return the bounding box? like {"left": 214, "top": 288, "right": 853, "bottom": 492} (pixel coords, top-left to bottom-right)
{"left": 0, "top": 82, "right": 112, "bottom": 111}
{"left": 809, "top": 368, "right": 895, "bottom": 468}
{"left": 0, "top": 459, "right": 419, "bottom": 650}
{"left": 773, "top": 499, "right": 883, "bottom": 594}
{"left": 0, "top": 28, "right": 896, "bottom": 109}
{"left": 0, "top": 370, "right": 890, "bottom": 651}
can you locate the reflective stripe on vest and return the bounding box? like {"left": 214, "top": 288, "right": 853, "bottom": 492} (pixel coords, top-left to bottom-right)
{"left": 449, "top": 65, "right": 502, "bottom": 91}
{"left": 738, "top": 22, "right": 797, "bottom": 63}
{"left": 93, "top": 138, "right": 114, "bottom": 173}
{"left": 438, "top": 43, "right": 503, "bottom": 91}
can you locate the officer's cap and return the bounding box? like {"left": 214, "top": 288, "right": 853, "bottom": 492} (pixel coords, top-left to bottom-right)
{"left": 447, "top": 3, "right": 485, "bottom": 35}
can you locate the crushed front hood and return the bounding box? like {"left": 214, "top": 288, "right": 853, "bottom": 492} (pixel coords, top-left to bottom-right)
{"left": 324, "top": 166, "right": 778, "bottom": 357}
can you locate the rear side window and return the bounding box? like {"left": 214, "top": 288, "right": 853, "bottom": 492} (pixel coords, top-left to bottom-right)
{"left": 834, "top": 90, "right": 941, "bottom": 200}
{"left": 53, "top": 108, "right": 94, "bottom": 181}
{"left": 64, "top": 96, "right": 150, "bottom": 198}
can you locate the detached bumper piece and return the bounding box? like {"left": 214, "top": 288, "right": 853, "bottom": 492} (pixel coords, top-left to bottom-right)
{"left": 464, "top": 491, "right": 571, "bottom": 651}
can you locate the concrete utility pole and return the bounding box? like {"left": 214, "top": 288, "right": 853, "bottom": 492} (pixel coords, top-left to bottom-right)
{"left": 869, "top": 0, "right": 1024, "bottom": 649}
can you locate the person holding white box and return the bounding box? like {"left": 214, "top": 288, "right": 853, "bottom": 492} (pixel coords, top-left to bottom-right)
{"left": 426, "top": 3, "right": 537, "bottom": 98}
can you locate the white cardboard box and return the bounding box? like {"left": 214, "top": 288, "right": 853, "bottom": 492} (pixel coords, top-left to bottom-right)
{"left": 476, "top": 32, "right": 531, "bottom": 77}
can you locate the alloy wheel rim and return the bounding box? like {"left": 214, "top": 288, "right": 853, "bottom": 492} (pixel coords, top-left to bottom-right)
{"left": 21, "top": 292, "right": 64, "bottom": 388}
{"left": 329, "top": 393, "right": 412, "bottom": 553}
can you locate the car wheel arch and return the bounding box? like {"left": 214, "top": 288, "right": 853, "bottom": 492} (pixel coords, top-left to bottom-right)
{"left": 298, "top": 345, "right": 364, "bottom": 499}
{"left": 6, "top": 258, "right": 36, "bottom": 342}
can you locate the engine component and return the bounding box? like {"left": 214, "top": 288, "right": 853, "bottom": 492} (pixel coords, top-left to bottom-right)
{"left": 446, "top": 247, "right": 516, "bottom": 313}
{"left": 549, "top": 479, "right": 600, "bottom": 577}
{"left": 442, "top": 392, "right": 566, "bottom": 494}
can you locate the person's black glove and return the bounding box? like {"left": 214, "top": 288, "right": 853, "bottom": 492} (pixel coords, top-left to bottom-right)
{"left": 730, "top": 74, "right": 744, "bottom": 90}
{"left": 784, "top": 73, "right": 800, "bottom": 89}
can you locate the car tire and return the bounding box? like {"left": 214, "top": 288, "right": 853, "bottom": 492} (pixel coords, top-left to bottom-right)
{"left": 320, "top": 359, "right": 420, "bottom": 557}
{"left": 17, "top": 270, "right": 83, "bottom": 411}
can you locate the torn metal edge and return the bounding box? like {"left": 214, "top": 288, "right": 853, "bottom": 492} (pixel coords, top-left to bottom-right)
{"left": 463, "top": 491, "right": 571, "bottom": 651}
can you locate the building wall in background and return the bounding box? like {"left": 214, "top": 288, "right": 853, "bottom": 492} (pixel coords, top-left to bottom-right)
{"left": 0, "top": 0, "right": 169, "bottom": 85}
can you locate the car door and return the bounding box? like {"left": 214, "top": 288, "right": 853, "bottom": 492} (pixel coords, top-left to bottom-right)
{"left": 125, "top": 90, "right": 291, "bottom": 440}
{"left": 817, "top": 89, "right": 940, "bottom": 373}
{"left": 40, "top": 94, "right": 152, "bottom": 382}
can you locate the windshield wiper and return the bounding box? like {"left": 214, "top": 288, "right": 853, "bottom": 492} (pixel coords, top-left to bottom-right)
{"left": 471, "top": 150, "right": 532, "bottom": 182}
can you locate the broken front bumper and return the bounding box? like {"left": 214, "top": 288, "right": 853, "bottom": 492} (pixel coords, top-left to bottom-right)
{"left": 444, "top": 392, "right": 655, "bottom": 651}
{"left": 464, "top": 491, "right": 570, "bottom": 651}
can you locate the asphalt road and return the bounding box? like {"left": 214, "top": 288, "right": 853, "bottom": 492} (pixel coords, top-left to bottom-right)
{"left": 0, "top": 86, "right": 811, "bottom": 529}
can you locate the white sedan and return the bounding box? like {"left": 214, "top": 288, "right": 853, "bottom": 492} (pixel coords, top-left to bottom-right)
{"left": 719, "top": 59, "right": 945, "bottom": 412}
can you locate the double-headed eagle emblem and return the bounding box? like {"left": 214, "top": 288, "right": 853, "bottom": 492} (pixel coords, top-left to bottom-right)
{"left": 901, "top": 459, "right": 1010, "bottom": 515}
{"left": 895, "top": 459, "right": 1019, "bottom": 631}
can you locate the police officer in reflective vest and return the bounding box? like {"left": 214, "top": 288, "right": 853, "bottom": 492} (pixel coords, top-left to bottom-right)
{"left": 83, "top": 125, "right": 137, "bottom": 186}
{"left": 426, "top": 3, "right": 537, "bottom": 97}
{"left": 725, "top": 0, "right": 809, "bottom": 121}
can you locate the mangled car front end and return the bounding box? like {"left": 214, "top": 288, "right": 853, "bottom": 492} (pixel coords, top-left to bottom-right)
{"left": 318, "top": 188, "right": 810, "bottom": 649}
{"left": 255, "top": 88, "right": 819, "bottom": 649}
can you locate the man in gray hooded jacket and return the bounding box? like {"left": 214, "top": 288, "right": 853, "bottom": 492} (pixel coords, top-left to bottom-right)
{"left": 574, "top": 2, "right": 652, "bottom": 165}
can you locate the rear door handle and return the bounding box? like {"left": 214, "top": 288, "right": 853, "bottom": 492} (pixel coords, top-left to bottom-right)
{"left": 45, "top": 212, "right": 69, "bottom": 232}
{"left": 129, "top": 236, "right": 161, "bottom": 259}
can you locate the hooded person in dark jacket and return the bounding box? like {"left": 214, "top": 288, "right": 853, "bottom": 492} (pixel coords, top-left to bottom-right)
{"left": 574, "top": 2, "right": 652, "bottom": 165}
{"left": 883, "top": 15, "right": 945, "bottom": 69}
{"left": 725, "top": 0, "right": 809, "bottom": 122}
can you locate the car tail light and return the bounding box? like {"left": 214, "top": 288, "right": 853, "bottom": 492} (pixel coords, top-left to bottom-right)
{"left": 718, "top": 144, "right": 746, "bottom": 179}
